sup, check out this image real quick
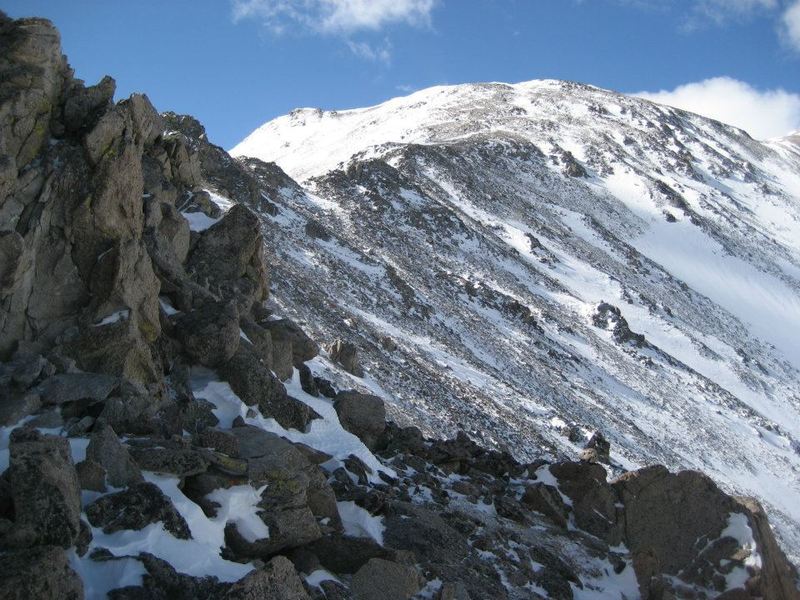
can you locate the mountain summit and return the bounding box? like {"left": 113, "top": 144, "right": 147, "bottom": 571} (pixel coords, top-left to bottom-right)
{"left": 232, "top": 80, "right": 800, "bottom": 558}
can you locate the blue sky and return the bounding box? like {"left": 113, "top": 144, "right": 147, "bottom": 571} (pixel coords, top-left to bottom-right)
{"left": 3, "top": 0, "right": 800, "bottom": 147}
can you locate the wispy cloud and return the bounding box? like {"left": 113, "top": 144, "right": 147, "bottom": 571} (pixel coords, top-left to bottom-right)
{"left": 636, "top": 76, "right": 800, "bottom": 139}
{"left": 231, "top": 0, "right": 437, "bottom": 37}
{"left": 782, "top": 0, "right": 800, "bottom": 50}
{"left": 347, "top": 39, "right": 392, "bottom": 63}
{"left": 691, "top": 0, "right": 777, "bottom": 24}
{"left": 232, "top": 0, "right": 437, "bottom": 62}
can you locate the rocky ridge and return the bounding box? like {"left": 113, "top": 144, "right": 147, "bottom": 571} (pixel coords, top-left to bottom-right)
{"left": 0, "top": 12, "right": 798, "bottom": 600}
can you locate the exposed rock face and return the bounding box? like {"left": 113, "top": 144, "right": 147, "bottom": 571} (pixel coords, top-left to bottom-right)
{"left": 351, "top": 558, "right": 422, "bottom": 600}
{"left": 85, "top": 420, "right": 144, "bottom": 488}
{"left": 3, "top": 429, "right": 81, "bottom": 548}
{"left": 327, "top": 338, "right": 364, "bottom": 377}
{"left": 0, "top": 545, "right": 84, "bottom": 600}
{"left": 334, "top": 391, "right": 386, "bottom": 450}
{"left": 225, "top": 556, "right": 310, "bottom": 600}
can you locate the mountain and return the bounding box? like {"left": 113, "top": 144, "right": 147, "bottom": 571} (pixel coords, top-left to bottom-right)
{"left": 231, "top": 80, "right": 800, "bottom": 560}
{"left": 1, "top": 12, "right": 799, "bottom": 600}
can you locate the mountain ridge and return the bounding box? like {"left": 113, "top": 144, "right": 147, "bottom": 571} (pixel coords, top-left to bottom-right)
{"left": 230, "top": 78, "right": 800, "bottom": 560}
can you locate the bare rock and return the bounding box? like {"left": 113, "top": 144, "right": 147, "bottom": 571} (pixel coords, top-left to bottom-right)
{"left": 86, "top": 420, "right": 143, "bottom": 487}
{"left": 351, "top": 558, "right": 422, "bottom": 600}
{"left": 225, "top": 556, "right": 310, "bottom": 599}
{"left": 327, "top": 338, "right": 364, "bottom": 377}
{"left": 175, "top": 299, "right": 240, "bottom": 367}
{"left": 3, "top": 428, "right": 81, "bottom": 548}
{"left": 0, "top": 545, "right": 83, "bottom": 600}
{"left": 334, "top": 391, "right": 386, "bottom": 450}
{"left": 85, "top": 481, "right": 191, "bottom": 539}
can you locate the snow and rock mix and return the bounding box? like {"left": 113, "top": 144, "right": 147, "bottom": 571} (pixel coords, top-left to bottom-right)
{"left": 1, "top": 11, "right": 799, "bottom": 600}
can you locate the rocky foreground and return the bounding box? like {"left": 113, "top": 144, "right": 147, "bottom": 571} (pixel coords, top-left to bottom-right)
{"left": 1, "top": 12, "right": 799, "bottom": 600}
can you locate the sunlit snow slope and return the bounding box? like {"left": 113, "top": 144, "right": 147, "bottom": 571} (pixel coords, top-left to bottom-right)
{"left": 232, "top": 80, "right": 800, "bottom": 560}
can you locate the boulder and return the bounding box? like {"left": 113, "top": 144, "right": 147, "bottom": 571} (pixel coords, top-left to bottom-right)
{"left": 219, "top": 346, "right": 317, "bottom": 431}
{"left": 613, "top": 466, "right": 799, "bottom": 598}
{"left": 550, "top": 461, "right": 619, "bottom": 543}
{"left": 239, "top": 316, "right": 274, "bottom": 370}
{"left": 85, "top": 481, "right": 192, "bottom": 539}
{"left": 351, "top": 558, "right": 422, "bottom": 600}
{"left": 521, "top": 483, "right": 569, "bottom": 529}
{"left": 35, "top": 372, "right": 118, "bottom": 405}
{"left": 225, "top": 555, "right": 310, "bottom": 600}
{"left": 263, "top": 318, "right": 319, "bottom": 366}
{"left": 85, "top": 420, "right": 144, "bottom": 488}
{"left": 175, "top": 299, "right": 240, "bottom": 367}
{"left": 128, "top": 446, "right": 209, "bottom": 478}
{"left": 334, "top": 391, "right": 386, "bottom": 450}
{"left": 222, "top": 427, "right": 337, "bottom": 556}
{"left": 107, "top": 552, "right": 229, "bottom": 599}
{"left": 186, "top": 204, "right": 267, "bottom": 311}
{"left": 76, "top": 459, "right": 107, "bottom": 492}
{"left": 0, "top": 545, "right": 83, "bottom": 600}
{"left": 327, "top": 338, "right": 364, "bottom": 377}
{"left": 3, "top": 428, "right": 81, "bottom": 548}
{"left": 62, "top": 318, "right": 159, "bottom": 384}
{"left": 298, "top": 363, "right": 319, "bottom": 396}
{"left": 264, "top": 320, "right": 294, "bottom": 381}
{"left": 305, "top": 534, "right": 396, "bottom": 574}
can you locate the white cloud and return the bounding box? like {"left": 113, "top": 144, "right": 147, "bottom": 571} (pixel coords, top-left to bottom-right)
{"left": 694, "top": 0, "right": 777, "bottom": 23}
{"left": 231, "top": 0, "right": 436, "bottom": 34}
{"left": 346, "top": 39, "right": 392, "bottom": 63}
{"left": 782, "top": 0, "right": 800, "bottom": 50}
{"left": 635, "top": 77, "right": 800, "bottom": 139}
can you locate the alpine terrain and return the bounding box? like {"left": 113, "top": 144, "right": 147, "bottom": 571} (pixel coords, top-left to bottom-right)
{"left": 1, "top": 12, "right": 799, "bottom": 600}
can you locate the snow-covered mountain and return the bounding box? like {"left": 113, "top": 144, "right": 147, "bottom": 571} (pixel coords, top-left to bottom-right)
{"left": 232, "top": 80, "right": 800, "bottom": 560}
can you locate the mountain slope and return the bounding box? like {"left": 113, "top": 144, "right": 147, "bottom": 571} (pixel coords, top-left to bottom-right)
{"left": 232, "top": 80, "right": 800, "bottom": 560}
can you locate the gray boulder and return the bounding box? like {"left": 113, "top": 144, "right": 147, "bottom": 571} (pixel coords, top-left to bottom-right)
{"left": 128, "top": 446, "right": 209, "bottom": 478}
{"left": 327, "top": 338, "right": 364, "bottom": 377}
{"left": 35, "top": 372, "right": 118, "bottom": 405}
{"left": 0, "top": 545, "right": 83, "bottom": 600}
{"left": 225, "top": 556, "right": 310, "bottom": 600}
{"left": 351, "top": 558, "right": 422, "bottom": 600}
{"left": 263, "top": 318, "right": 319, "bottom": 366}
{"left": 186, "top": 204, "right": 267, "bottom": 312}
{"left": 334, "top": 391, "right": 386, "bottom": 450}
{"left": 85, "top": 420, "right": 143, "bottom": 488}
{"left": 3, "top": 428, "right": 81, "bottom": 548}
{"left": 219, "top": 346, "right": 317, "bottom": 431}
{"left": 175, "top": 299, "right": 240, "bottom": 367}
{"left": 85, "top": 481, "right": 191, "bottom": 539}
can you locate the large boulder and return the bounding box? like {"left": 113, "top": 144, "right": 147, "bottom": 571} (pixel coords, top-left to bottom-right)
{"left": 225, "top": 556, "right": 310, "bottom": 600}
{"left": 263, "top": 318, "right": 319, "bottom": 367}
{"left": 35, "top": 372, "right": 118, "bottom": 406}
{"left": 334, "top": 391, "right": 386, "bottom": 450}
{"left": 85, "top": 420, "right": 144, "bottom": 488}
{"left": 549, "top": 461, "right": 619, "bottom": 543}
{"left": 614, "top": 466, "right": 799, "bottom": 598}
{"left": 219, "top": 346, "right": 317, "bottom": 431}
{"left": 186, "top": 204, "right": 267, "bottom": 311}
{"left": 327, "top": 338, "right": 364, "bottom": 377}
{"left": 0, "top": 545, "right": 83, "bottom": 600}
{"left": 85, "top": 481, "right": 192, "bottom": 539}
{"left": 174, "top": 299, "right": 240, "bottom": 367}
{"left": 2, "top": 429, "right": 81, "bottom": 548}
{"left": 351, "top": 558, "right": 422, "bottom": 600}
{"left": 222, "top": 427, "right": 338, "bottom": 557}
